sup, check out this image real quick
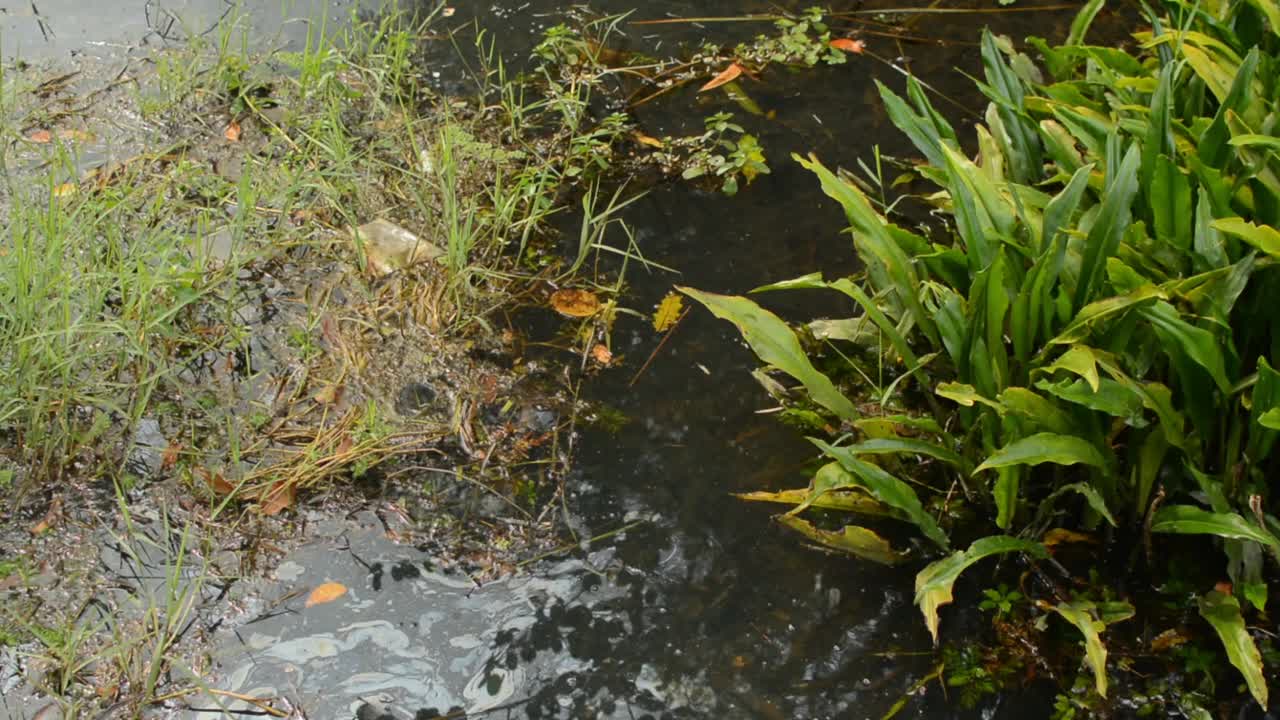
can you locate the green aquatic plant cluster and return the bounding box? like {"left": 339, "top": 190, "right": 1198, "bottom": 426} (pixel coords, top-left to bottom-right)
{"left": 686, "top": 0, "right": 1280, "bottom": 708}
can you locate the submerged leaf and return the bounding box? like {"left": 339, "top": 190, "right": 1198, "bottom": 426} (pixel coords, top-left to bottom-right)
{"left": 777, "top": 515, "right": 905, "bottom": 565}
{"left": 681, "top": 288, "right": 859, "bottom": 420}
{"left": 915, "top": 536, "right": 1047, "bottom": 643}
{"left": 1199, "top": 590, "right": 1268, "bottom": 708}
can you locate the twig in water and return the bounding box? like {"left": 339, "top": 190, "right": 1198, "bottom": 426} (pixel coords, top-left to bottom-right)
{"left": 515, "top": 519, "right": 647, "bottom": 568}
{"left": 628, "top": 308, "right": 689, "bottom": 387}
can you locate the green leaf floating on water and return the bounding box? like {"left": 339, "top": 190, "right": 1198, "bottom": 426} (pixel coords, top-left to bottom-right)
{"left": 914, "top": 536, "right": 1047, "bottom": 644}
{"left": 1151, "top": 505, "right": 1280, "bottom": 550}
{"left": 1044, "top": 599, "right": 1133, "bottom": 698}
{"left": 777, "top": 515, "right": 905, "bottom": 565}
{"left": 679, "top": 287, "right": 860, "bottom": 421}
{"left": 974, "top": 432, "right": 1107, "bottom": 473}
{"left": 1199, "top": 590, "right": 1268, "bottom": 708}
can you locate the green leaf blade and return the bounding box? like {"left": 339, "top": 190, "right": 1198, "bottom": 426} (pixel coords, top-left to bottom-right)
{"left": 974, "top": 433, "right": 1107, "bottom": 474}
{"left": 680, "top": 288, "right": 860, "bottom": 421}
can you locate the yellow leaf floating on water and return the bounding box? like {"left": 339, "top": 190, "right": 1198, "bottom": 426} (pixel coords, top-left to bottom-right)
{"left": 652, "top": 292, "right": 684, "bottom": 332}
{"left": 305, "top": 582, "right": 347, "bottom": 607}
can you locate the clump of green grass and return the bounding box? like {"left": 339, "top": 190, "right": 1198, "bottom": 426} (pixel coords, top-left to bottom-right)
{"left": 0, "top": 3, "right": 646, "bottom": 498}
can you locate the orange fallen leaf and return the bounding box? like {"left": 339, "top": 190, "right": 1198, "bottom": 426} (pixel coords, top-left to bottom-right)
{"left": 591, "top": 344, "right": 613, "bottom": 365}
{"left": 829, "top": 38, "right": 866, "bottom": 54}
{"left": 199, "top": 467, "right": 237, "bottom": 495}
{"left": 27, "top": 129, "right": 52, "bottom": 143}
{"left": 259, "top": 482, "right": 295, "bottom": 515}
{"left": 700, "top": 62, "right": 744, "bottom": 92}
{"left": 224, "top": 120, "right": 242, "bottom": 142}
{"left": 550, "top": 288, "right": 601, "bottom": 318}
{"left": 305, "top": 581, "right": 347, "bottom": 607}
{"left": 30, "top": 496, "right": 62, "bottom": 535}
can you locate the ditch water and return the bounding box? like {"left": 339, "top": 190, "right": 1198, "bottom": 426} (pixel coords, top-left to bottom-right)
{"left": 191, "top": 2, "right": 1089, "bottom": 718}
{"left": 3, "top": 1, "right": 1090, "bottom": 718}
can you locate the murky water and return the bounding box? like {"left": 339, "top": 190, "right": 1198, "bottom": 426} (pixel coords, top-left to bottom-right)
{"left": 198, "top": 1, "right": 1086, "bottom": 717}
{"left": 2, "top": 1, "right": 1089, "bottom": 718}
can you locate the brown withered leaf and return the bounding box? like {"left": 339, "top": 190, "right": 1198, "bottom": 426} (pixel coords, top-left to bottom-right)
{"left": 829, "top": 38, "right": 866, "bottom": 53}
{"left": 334, "top": 434, "right": 354, "bottom": 456}
{"left": 259, "top": 483, "right": 295, "bottom": 515}
{"left": 305, "top": 581, "right": 348, "bottom": 607}
{"left": 199, "top": 467, "right": 237, "bottom": 495}
{"left": 161, "top": 441, "right": 182, "bottom": 471}
{"left": 224, "top": 120, "right": 242, "bottom": 142}
{"left": 30, "top": 496, "right": 63, "bottom": 535}
{"left": 699, "top": 63, "right": 744, "bottom": 92}
{"left": 550, "top": 288, "right": 601, "bottom": 318}
{"left": 1151, "top": 628, "right": 1190, "bottom": 652}
{"left": 313, "top": 383, "right": 345, "bottom": 405}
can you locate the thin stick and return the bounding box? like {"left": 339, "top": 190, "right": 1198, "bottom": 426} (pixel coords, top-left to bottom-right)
{"left": 206, "top": 689, "right": 290, "bottom": 717}
{"left": 628, "top": 308, "right": 689, "bottom": 387}
{"left": 838, "top": 5, "right": 1076, "bottom": 15}
{"left": 631, "top": 15, "right": 782, "bottom": 26}
{"left": 516, "top": 519, "right": 647, "bottom": 568}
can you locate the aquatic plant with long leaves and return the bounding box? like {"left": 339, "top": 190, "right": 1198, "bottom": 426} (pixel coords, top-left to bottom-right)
{"left": 685, "top": 0, "right": 1280, "bottom": 707}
